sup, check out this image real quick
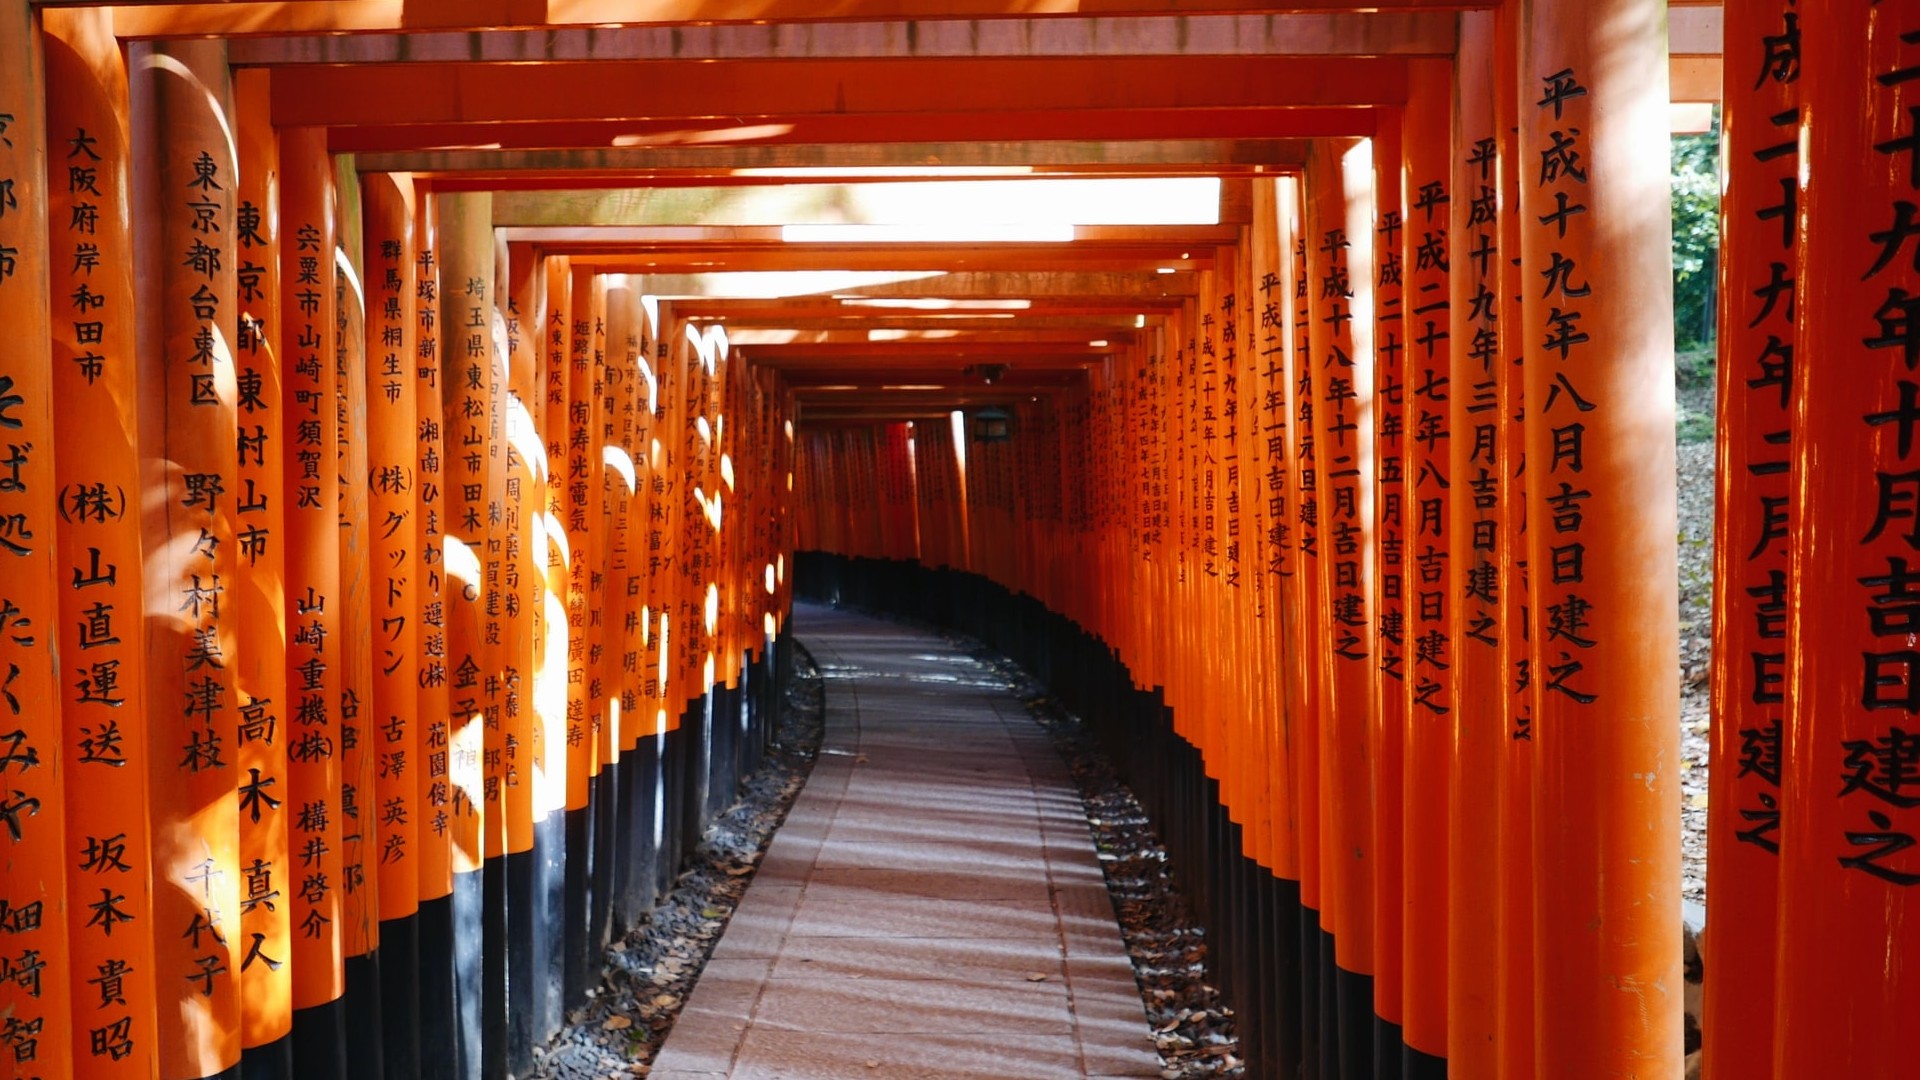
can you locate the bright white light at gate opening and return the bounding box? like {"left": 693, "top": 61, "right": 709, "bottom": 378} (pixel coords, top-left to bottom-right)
{"left": 781, "top": 177, "right": 1218, "bottom": 241}
{"left": 1135, "top": 314, "right": 1146, "bottom": 328}
{"left": 784, "top": 223, "right": 1073, "bottom": 243}
{"left": 1088, "top": 340, "right": 1108, "bottom": 348}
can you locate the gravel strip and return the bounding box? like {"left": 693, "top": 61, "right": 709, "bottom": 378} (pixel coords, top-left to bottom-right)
{"left": 1676, "top": 379, "right": 1715, "bottom": 908}
{"left": 529, "top": 644, "right": 825, "bottom": 1080}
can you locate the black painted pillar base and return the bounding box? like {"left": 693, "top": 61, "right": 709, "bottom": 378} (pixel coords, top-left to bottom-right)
{"left": 345, "top": 951, "right": 385, "bottom": 1080}
{"left": 1374, "top": 1016, "right": 1406, "bottom": 1080}
{"left": 290, "top": 995, "right": 346, "bottom": 1080}
{"left": 240, "top": 1034, "right": 292, "bottom": 1080}
{"left": 451, "top": 867, "right": 485, "bottom": 1080}
{"left": 561, "top": 805, "right": 593, "bottom": 1012}
{"left": 1403, "top": 1044, "right": 1448, "bottom": 1080}
{"left": 380, "top": 913, "right": 421, "bottom": 1080}
{"left": 482, "top": 856, "right": 508, "bottom": 1080}
{"left": 588, "top": 768, "right": 619, "bottom": 958}
{"left": 534, "top": 811, "right": 568, "bottom": 1044}
{"left": 419, "top": 892, "right": 459, "bottom": 1080}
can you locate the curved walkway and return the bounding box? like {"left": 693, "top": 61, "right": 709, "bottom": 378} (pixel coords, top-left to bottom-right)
{"left": 650, "top": 603, "right": 1161, "bottom": 1080}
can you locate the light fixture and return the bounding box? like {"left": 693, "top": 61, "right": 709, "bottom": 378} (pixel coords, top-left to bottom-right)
{"left": 971, "top": 407, "right": 1012, "bottom": 442}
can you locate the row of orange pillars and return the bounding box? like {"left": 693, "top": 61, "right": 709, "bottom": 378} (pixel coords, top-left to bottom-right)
{"left": 0, "top": 13, "right": 802, "bottom": 1079}
{"left": 795, "top": 3, "right": 1920, "bottom": 1079}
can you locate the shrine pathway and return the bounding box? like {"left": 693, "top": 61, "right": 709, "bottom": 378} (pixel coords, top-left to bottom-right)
{"left": 650, "top": 603, "right": 1162, "bottom": 1080}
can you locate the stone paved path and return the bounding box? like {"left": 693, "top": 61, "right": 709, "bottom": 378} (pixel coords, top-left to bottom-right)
{"left": 650, "top": 603, "right": 1161, "bottom": 1080}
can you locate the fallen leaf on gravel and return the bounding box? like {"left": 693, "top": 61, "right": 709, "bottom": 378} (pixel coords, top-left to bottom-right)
{"left": 726, "top": 865, "right": 754, "bottom": 876}
{"left": 601, "top": 1016, "right": 632, "bottom": 1031}
{"left": 650, "top": 994, "right": 678, "bottom": 1009}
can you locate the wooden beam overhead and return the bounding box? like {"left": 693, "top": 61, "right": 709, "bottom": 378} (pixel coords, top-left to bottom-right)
{"left": 80, "top": 1, "right": 1496, "bottom": 41}
{"left": 362, "top": 138, "right": 1310, "bottom": 182}
{"left": 269, "top": 56, "right": 1411, "bottom": 127}
{"left": 668, "top": 296, "right": 1182, "bottom": 318}
{"left": 323, "top": 108, "right": 1377, "bottom": 154}
{"left": 701, "top": 314, "right": 1149, "bottom": 332}
{"left": 627, "top": 269, "right": 1198, "bottom": 300}
{"left": 228, "top": 12, "right": 1456, "bottom": 64}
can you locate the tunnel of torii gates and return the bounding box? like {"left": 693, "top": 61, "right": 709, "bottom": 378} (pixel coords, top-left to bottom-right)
{"left": 0, "top": 0, "right": 1912, "bottom": 1078}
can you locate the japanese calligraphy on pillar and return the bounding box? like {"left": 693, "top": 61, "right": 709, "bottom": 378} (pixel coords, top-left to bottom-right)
{"left": 364, "top": 173, "right": 419, "bottom": 915}
{"left": 1704, "top": 3, "right": 1802, "bottom": 1072}
{"left": 1455, "top": 125, "right": 1506, "bottom": 673}
{"left": 439, "top": 193, "right": 491, "bottom": 875}
{"left": 1775, "top": 0, "right": 1920, "bottom": 1069}
{"left": 415, "top": 193, "right": 453, "bottom": 900}
{"left": 564, "top": 270, "right": 601, "bottom": 791}
{"left": 1408, "top": 134, "right": 1454, "bottom": 721}
{"left": 539, "top": 257, "right": 574, "bottom": 807}
{"left": 0, "top": 13, "right": 73, "bottom": 1078}
{"left": 1315, "top": 185, "right": 1371, "bottom": 670}
{"left": 1398, "top": 55, "right": 1454, "bottom": 1065}
{"left": 503, "top": 243, "right": 544, "bottom": 848}
{"left": 43, "top": 14, "right": 159, "bottom": 1070}
{"left": 231, "top": 67, "right": 292, "bottom": 1051}
{"left": 1529, "top": 66, "right": 1599, "bottom": 708}
{"left": 1376, "top": 132, "right": 1409, "bottom": 693}
{"left": 277, "top": 128, "right": 343, "bottom": 1007}
{"left": 146, "top": 42, "right": 243, "bottom": 1075}
{"left": 1518, "top": 1, "right": 1680, "bottom": 1068}
{"left": 335, "top": 198, "right": 378, "bottom": 956}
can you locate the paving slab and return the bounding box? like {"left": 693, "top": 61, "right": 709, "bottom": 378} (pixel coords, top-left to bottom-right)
{"left": 650, "top": 603, "right": 1160, "bottom": 1080}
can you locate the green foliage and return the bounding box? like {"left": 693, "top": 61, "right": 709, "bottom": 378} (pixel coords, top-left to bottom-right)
{"left": 1671, "top": 122, "right": 1722, "bottom": 354}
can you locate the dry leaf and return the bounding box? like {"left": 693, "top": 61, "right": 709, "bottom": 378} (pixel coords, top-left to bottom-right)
{"left": 864, "top": 1060, "right": 881, "bottom": 1070}
{"left": 1025, "top": 972, "right": 1049, "bottom": 982}
{"left": 651, "top": 993, "right": 678, "bottom": 1009}
{"left": 602, "top": 1015, "right": 633, "bottom": 1031}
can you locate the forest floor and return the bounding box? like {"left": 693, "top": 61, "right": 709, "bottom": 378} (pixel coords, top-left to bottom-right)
{"left": 1675, "top": 376, "right": 1715, "bottom": 908}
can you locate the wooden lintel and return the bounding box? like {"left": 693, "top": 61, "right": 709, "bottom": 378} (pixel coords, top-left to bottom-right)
{"left": 324, "top": 108, "right": 1377, "bottom": 154}
{"left": 91, "top": 2, "right": 1494, "bottom": 41}
{"left": 228, "top": 12, "right": 1456, "bottom": 64}
{"left": 727, "top": 327, "right": 1133, "bottom": 346}
{"left": 360, "top": 138, "right": 1310, "bottom": 179}
{"left": 269, "top": 56, "right": 1412, "bottom": 128}
{"left": 627, "top": 269, "right": 1198, "bottom": 300}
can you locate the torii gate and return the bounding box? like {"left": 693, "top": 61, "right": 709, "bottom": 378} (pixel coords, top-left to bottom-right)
{"left": 0, "top": 2, "right": 1909, "bottom": 1079}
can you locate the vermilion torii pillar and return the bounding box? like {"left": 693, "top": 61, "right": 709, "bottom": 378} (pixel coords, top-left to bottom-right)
{"left": 362, "top": 170, "right": 423, "bottom": 1076}
{"left": 277, "top": 125, "right": 347, "bottom": 1072}
{"left": 43, "top": 9, "right": 159, "bottom": 1075}
{"left": 1398, "top": 55, "right": 1453, "bottom": 1080}
{"left": 1705, "top": 2, "right": 1799, "bottom": 1076}
{"left": 1447, "top": 14, "right": 1503, "bottom": 1074}
{"left": 0, "top": 4, "right": 71, "bottom": 1078}
{"left": 1517, "top": 0, "right": 1682, "bottom": 1074}
{"left": 1777, "top": 5, "right": 1920, "bottom": 1076}
{"left": 134, "top": 38, "right": 245, "bottom": 1080}
{"left": 233, "top": 67, "right": 294, "bottom": 1078}
{"left": 1304, "top": 136, "right": 1378, "bottom": 1078}
{"left": 437, "top": 190, "right": 494, "bottom": 1080}
{"left": 1368, "top": 109, "right": 1409, "bottom": 1077}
